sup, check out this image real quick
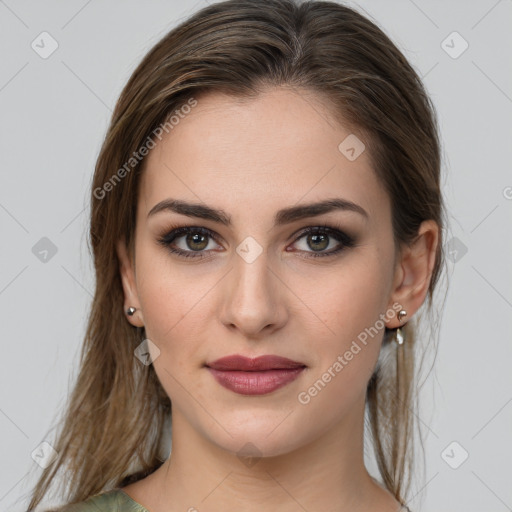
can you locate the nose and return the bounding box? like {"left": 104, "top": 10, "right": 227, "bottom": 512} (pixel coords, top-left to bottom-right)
{"left": 219, "top": 249, "right": 288, "bottom": 339}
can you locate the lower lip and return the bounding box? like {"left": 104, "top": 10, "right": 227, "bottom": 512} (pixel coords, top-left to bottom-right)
{"left": 207, "top": 367, "right": 305, "bottom": 395}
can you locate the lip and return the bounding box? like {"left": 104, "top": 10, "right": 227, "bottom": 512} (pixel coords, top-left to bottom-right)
{"left": 205, "top": 355, "right": 306, "bottom": 396}
{"left": 206, "top": 354, "right": 305, "bottom": 371}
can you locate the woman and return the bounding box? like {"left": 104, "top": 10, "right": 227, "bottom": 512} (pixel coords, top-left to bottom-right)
{"left": 28, "top": 0, "right": 447, "bottom": 510}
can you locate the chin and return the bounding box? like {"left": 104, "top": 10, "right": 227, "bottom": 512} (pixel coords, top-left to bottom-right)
{"left": 200, "top": 412, "right": 310, "bottom": 460}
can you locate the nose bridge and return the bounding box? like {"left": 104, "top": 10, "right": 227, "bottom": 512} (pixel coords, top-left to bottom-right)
{"left": 220, "top": 244, "right": 285, "bottom": 336}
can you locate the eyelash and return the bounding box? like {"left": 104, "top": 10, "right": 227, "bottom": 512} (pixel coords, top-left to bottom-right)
{"left": 156, "top": 223, "right": 356, "bottom": 260}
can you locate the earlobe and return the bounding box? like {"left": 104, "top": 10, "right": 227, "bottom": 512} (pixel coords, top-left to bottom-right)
{"left": 116, "top": 237, "right": 145, "bottom": 327}
{"left": 387, "top": 220, "right": 439, "bottom": 328}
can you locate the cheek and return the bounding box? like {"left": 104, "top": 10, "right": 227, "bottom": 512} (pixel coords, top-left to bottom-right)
{"left": 134, "top": 243, "right": 210, "bottom": 367}
{"left": 294, "top": 253, "right": 390, "bottom": 343}
{"left": 294, "top": 255, "right": 391, "bottom": 403}
{"left": 137, "top": 269, "right": 210, "bottom": 405}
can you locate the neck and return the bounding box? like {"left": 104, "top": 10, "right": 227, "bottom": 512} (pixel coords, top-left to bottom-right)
{"left": 139, "top": 395, "right": 399, "bottom": 511}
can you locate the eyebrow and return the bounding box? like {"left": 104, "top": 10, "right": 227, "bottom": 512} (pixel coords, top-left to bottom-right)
{"left": 147, "top": 198, "right": 369, "bottom": 226}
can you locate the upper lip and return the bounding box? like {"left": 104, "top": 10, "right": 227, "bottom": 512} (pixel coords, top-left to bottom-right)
{"left": 206, "top": 355, "right": 306, "bottom": 371}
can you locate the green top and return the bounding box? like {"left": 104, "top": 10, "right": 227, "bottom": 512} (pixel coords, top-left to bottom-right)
{"left": 54, "top": 488, "right": 413, "bottom": 512}
{"left": 54, "top": 489, "right": 149, "bottom": 511}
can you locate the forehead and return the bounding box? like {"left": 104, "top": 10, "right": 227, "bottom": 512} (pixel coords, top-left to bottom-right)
{"left": 139, "top": 87, "right": 390, "bottom": 226}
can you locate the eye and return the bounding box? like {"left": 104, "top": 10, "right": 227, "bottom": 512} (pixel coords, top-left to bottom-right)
{"left": 157, "top": 223, "right": 356, "bottom": 260}
{"left": 288, "top": 225, "right": 356, "bottom": 258}
{"left": 157, "top": 226, "right": 221, "bottom": 259}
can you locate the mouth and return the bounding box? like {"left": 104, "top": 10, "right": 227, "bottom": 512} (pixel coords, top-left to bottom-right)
{"left": 205, "top": 355, "right": 307, "bottom": 395}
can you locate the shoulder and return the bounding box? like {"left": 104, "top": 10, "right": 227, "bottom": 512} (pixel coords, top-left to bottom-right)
{"left": 46, "top": 489, "right": 149, "bottom": 512}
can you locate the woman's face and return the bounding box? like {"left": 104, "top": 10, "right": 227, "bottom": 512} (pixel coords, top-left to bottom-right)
{"left": 120, "top": 87, "right": 405, "bottom": 457}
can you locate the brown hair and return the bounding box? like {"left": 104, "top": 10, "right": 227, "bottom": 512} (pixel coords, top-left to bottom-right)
{"left": 27, "top": 0, "right": 447, "bottom": 509}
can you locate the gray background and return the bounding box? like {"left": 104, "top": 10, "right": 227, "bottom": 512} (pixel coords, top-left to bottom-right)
{"left": 1, "top": 1, "right": 511, "bottom": 511}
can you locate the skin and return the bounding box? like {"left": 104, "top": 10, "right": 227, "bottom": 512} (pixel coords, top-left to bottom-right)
{"left": 116, "top": 86, "right": 439, "bottom": 512}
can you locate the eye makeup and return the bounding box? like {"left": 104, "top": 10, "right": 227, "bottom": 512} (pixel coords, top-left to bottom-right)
{"left": 156, "top": 222, "right": 358, "bottom": 261}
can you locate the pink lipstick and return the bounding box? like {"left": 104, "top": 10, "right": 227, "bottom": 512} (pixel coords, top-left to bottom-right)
{"left": 205, "top": 355, "right": 306, "bottom": 395}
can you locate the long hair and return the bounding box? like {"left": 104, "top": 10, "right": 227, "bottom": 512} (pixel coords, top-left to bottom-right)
{"left": 27, "top": 0, "right": 447, "bottom": 509}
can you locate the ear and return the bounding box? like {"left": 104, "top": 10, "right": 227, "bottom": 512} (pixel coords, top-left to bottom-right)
{"left": 116, "top": 237, "right": 145, "bottom": 328}
{"left": 386, "top": 219, "right": 439, "bottom": 328}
